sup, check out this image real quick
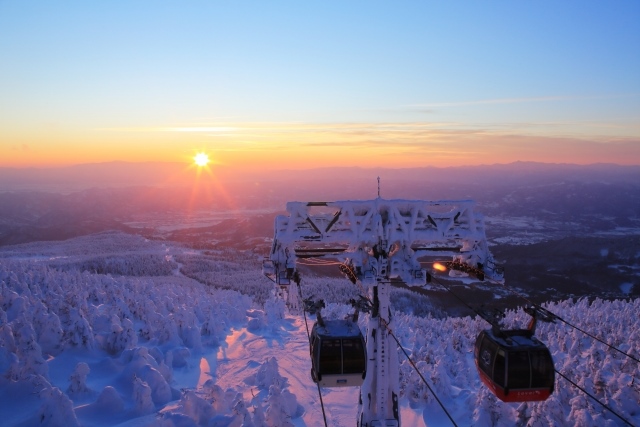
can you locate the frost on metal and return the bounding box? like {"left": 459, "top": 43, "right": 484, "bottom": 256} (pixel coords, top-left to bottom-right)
{"left": 264, "top": 198, "right": 504, "bottom": 427}
{"left": 266, "top": 198, "right": 503, "bottom": 288}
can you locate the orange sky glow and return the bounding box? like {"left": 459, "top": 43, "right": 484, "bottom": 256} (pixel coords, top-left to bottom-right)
{"left": 3, "top": 121, "right": 638, "bottom": 171}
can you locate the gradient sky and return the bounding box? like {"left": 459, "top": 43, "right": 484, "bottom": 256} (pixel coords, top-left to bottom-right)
{"left": 1, "top": 1, "right": 639, "bottom": 170}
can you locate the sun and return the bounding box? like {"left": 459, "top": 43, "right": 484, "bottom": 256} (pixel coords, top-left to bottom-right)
{"left": 194, "top": 152, "right": 210, "bottom": 167}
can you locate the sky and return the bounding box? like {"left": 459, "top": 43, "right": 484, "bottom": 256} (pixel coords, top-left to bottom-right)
{"left": 1, "top": 1, "right": 639, "bottom": 171}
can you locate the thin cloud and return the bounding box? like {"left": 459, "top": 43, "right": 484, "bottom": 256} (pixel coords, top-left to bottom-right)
{"left": 94, "top": 120, "right": 638, "bottom": 155}
{"left": 165, "top": 127, "right": 238, "bottom": 133}
{"left": 406, "top": 93, "right": 640, "bottom": 109}
{"left": 408, "top": 96, "right": 573, "bottom": 108}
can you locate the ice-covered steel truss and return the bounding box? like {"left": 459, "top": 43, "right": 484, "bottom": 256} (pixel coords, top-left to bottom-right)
{"left": 266, "top": 199, "right": 502, "bottom": 287}
{"left": 263, "top": 198, "right": 503, "bottom": 427}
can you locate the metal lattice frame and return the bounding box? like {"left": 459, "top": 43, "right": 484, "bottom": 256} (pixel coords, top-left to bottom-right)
{"left": 264, "top": 198, "right": 502, "bottom": 427}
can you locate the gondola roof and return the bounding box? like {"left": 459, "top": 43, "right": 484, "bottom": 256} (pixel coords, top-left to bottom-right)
{"left": 482, "top": 328, "right": 546, "bottom": 349}
{"left": 314, "top": 319, "right": 362, "bottom": 338}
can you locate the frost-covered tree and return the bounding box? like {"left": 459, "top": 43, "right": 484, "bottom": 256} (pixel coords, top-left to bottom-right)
{"left": 472, "top": 388, "right": 500, "bottom": 426}
{"left": 177, "top": 390, "right": 215, "bottom": 425}
{"left": 1, "top": 234, "right": 638, "bottom": 426}
{"left": 251, "top": 403, "right": 267, "bottom": 427}
{"left": 231, "top": 399, "right": 255, "bottom": 427}
{"left": 35, "top": 309, "right": 63, "bottom": 356}
{"left": 568, "top": 394, "right": 595, "bottom": 426}
{"left": 610, "top": 373, "right": 640, "bottom": 422}
{"left": 132, "top": 376, "right": 155, "bottom": 415}
{"left": 264, "top": 384, "right": 294, "bottom": 427}
{"left": 95, "top": 385, "right": 125, "bottom": 413}
{"left": 105, "top": 315, "right": 138, "bottom": 354}
{"left": 13, "top": 322, "right": 48, "bottom": 380}
{"left": 264, "top": 297, "right": 285, "bottom": 323}
{"left": 255, "top": 357, "right": 286, "bottom": 390}
{"left": 37, "top": 386, "right": 80, "bottom": 427}
{"left": 67, "top": 362, "right": 91, "bottom": 397}
{"left": 0, "top": 313, "right": 17, "bottom": 377}
{"left": 62, "top": 307, "right": 95, "bottom": 350}
{"left": 138, "top": 364, "right": 172, "bottom": 405}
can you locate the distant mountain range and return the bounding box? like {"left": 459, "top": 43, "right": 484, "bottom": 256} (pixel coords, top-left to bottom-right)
{"left": 0, "top": 161, "right": 638, "bottom": 302}
{"left": 1, "top": 162, "right": 639, "bottom": 246}
{"left": 1, "top": 161, "right": 639, "bottom": 193}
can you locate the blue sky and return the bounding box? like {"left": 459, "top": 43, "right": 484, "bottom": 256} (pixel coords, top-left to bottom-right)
{"left": 1, "top": 1, "right": 638, "bottom": 168}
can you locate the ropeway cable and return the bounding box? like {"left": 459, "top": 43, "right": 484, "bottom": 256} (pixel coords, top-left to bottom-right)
{"left": 296, "top": 280, "right": 329, "bottom": 427}
{"left": 381, "top": 317, "right": 459, "bottom": 427}
{"left": 348, "top": 273, "right": 458, "bottom": 427}
{"left": 297, "top": 262, "right": 458, "bottom": 425}
{"left": 428, "top": 274, "right": 491, "bottom": 322}
{"left": 554, "top": 369, "right": 636, "bottom": 427}
{"left": 430, "top": 270, "right": 638, "bottom": 426}
{"left": 427, "top": 262, "right": 640, "bottom": 366}
{"left": 484, "top": 276, "right": 640, "bottom": 365}
{"left": 540, "top": 305, "right": 640, "bottom": 365}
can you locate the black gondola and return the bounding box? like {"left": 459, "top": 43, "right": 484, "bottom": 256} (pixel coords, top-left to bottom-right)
{"left": 474, "top": 324, "right": 555, "bottom": 402}
{"left": 310, "top": 319, "right": 366, "bottom": 387}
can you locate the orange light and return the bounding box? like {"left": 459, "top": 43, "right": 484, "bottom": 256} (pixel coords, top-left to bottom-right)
{"left": 433, "top": 262, "right": 447, "bottom": 272}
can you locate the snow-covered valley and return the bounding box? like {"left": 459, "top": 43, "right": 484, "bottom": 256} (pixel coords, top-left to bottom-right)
{"left": 0, "top": 232, "right": 638, "bottom": 426}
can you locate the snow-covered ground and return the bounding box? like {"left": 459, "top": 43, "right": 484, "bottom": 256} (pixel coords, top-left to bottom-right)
{"left": 0, "top": 232, "right": 638, "bottom": 426}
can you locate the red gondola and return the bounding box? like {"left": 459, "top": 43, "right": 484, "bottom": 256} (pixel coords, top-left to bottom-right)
{"left": 474, "top": 308, "right": 556, "bottom": 402}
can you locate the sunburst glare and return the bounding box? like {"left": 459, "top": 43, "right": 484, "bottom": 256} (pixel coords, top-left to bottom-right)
{"left": 194, "top": 152, "right": 210, "bottom": 167}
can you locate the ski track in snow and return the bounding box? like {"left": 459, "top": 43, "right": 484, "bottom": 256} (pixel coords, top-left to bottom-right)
{"left": 211, "top": 316, "right": 426, "bottom": 427}
{"left": 214, "top": 317, "right": 361, "bottom": 427}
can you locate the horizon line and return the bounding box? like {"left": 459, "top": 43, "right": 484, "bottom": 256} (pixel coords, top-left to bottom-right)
{"left": 2, "top": 160, "right": 640, "bottom": 170}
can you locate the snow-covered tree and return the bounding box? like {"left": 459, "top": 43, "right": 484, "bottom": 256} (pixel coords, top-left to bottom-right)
{"left": 13, "top": 322, "right": 48, "bottom": 380}
{"left": 95, "top": 385, "right": 125, "bottom": 413}
{"left": 37, "top": 386, "right": 80, "bottom": 427}
{"left": 255, "top": 357, "right": 286, "bottom": 390}
{"left": 67, "top": 362, "right": 91, "bottom": 397}
{"left": 132, "top": 376, "right": 155, "bottom": 415}
{"left": 264, "top": 384, "right": 295, "bottom": 427}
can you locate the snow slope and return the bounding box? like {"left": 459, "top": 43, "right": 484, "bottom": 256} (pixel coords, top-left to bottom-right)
{"left": 0, "top": 232, "right": 638, "bottom": 426}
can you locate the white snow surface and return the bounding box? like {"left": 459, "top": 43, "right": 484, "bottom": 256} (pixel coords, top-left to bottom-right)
{"left": 0, "top": 232, "right": 639, "bottom": 427}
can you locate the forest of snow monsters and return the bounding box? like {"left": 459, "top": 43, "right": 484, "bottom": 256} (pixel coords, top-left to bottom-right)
{"left": 0, "top": 232, "right": 638, "bottom": 426}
